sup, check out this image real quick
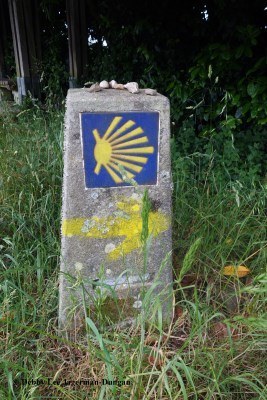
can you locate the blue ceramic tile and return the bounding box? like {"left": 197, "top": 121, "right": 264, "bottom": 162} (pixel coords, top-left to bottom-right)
{"left": 81, "top": 112, "right": 159, "bottom": 188}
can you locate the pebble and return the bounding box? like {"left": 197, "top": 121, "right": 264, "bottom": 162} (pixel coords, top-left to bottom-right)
{"left": 85, "top": 83, "right": 102, "bottom": 92}
{"left": 145, "top": 88, "right": 157, "bottom": 96}
{"left": 99, "top": 80, "right": 110, "bottom": 89}
{"left": 113, "top": 83, "right": 125, "bottom": 90}
{"left": 109, "top": 80, "right": 117, "bottom": 88}
{"left": 124, "top": 82, "right": 139, "bottom": 94}
{"left": 83, "top": 81, "right": 94, "bottom": 88}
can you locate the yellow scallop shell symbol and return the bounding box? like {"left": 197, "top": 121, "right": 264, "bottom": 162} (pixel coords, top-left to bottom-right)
{"left": 92, "top": 116, "right": 154, "bottom": 183}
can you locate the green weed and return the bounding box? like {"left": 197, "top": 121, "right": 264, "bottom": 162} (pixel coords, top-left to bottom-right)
{"left": 0, "top": 103, "right": 266, "bottom": 399}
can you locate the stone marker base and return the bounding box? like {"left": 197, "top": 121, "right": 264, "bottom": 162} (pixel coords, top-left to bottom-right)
{"left": 59, "top": 249, "right": 173, "bottom": 335}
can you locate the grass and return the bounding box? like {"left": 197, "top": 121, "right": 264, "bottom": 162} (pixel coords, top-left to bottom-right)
{"left": 0, "top": 102, "right": 266, "bottom": 399}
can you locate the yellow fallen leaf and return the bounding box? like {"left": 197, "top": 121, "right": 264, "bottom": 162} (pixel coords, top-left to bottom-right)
{"left": 223, "top": 265, "right": 250, "bottom": 278}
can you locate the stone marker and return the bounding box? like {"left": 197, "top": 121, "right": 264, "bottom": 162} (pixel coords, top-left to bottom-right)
{"left": 59, "top": 88, "right": 173, "bottom": 332}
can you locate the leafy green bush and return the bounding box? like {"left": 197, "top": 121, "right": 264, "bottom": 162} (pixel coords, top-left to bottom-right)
{"left": 167, "top": 26, "right": 267, "bottom": 185}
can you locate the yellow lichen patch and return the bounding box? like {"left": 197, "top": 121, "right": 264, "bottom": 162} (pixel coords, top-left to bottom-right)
{"left": 131, "top": 204, "right": 140, "bottom": 212}
{"left": 223, "top": 265, "right": 250, "bottom": 278}
{"left": 62, "top": 199, "right": 170, "bottom": 260}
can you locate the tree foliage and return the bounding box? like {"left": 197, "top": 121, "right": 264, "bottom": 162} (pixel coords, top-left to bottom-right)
{"left": 84, "top": 0, "right": 267, "bottom": 184}
{"left": 4, "top": 0, "right": 267, "bottom": 182}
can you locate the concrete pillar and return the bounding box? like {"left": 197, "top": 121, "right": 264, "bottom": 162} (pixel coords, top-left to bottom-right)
{"left": 66, "top": 0, "right": 88, "bottom": 88}
{"left": 8, "top": 0, "right": 41, "bottom": 102}
{"left": 59, "top": 88, "right": 173, "bottom": 334}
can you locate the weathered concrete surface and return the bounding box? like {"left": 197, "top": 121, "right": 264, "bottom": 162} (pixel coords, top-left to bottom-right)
{"left": 58, "top": 88, "right": 173, "bottom": 332}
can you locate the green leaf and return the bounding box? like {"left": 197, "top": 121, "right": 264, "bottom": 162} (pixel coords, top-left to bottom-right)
{"left": 208, "top": 65, "right": 212, "bottom": 79}
{"left": 247, "top": 82, "right": 258, "bottom": 98}
{"left": 235, "top": 46, "right": 244, "bottom": 59}
{"left": 178, "top": 237, "right": 202, "bottom": 282}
